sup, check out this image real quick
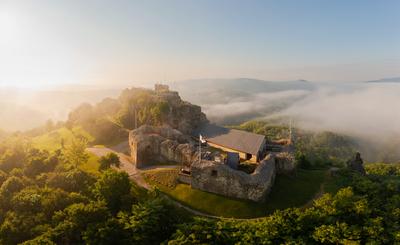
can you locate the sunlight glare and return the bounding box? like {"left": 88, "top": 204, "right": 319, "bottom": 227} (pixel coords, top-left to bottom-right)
{"left": 0, "top": 9, "right": 21, "bottom": 43}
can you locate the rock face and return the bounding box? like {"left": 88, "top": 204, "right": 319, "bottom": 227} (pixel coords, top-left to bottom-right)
{"left": 190, "top": 154, "right": 276, "bottom": 202}
{"left": 155, "top": 90, "right": 208, "bottom": 134}
{"left": 121, "top": 86, "right": 208, "bottom": 135}
{"left": 347, "top": 152, "right": 366, "bottom": 175}
{"left": 129, "top": 125, "right": 198, "bottom": 168}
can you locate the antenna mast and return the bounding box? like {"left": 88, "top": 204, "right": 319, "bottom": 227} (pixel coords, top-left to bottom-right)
{"left": 199, "top": 135, "right": 201, "bottom": 163}
{"left": 132, "top": 105, "right": 138, "bottom": 130}
{"left": 289, "top": 118, "right": 293, "bottom": 143}
{"left": 135, "top": 108, "right": 138, "bottom": 129}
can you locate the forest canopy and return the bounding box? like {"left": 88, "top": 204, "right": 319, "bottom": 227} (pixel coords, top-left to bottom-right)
{"left": 0, "top": 134, "right": 399, "bottom": 244}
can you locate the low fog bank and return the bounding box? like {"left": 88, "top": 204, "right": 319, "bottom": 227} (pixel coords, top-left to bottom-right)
{"left": 169, "top": 78, "right": 316, "bottom": 125}
{"left": 185, "top": 79, "right": 400, "bottom": 145}
{"left": 270, "top": 83, "right": 400, "bottom": 162}
{"left": 194, "top": 80, "right": 400, "bottom": 162}
{"left": 2, "top": 78, "right": 400, "bottom": 162}
{"left": 273, "top": 84, "right": 400, "bottom": 141}
{"left": 203, "top": 90, "right": 310, "bottom": 125}
{"left": 0, "top": 87, "right": 121, "bottom": 131}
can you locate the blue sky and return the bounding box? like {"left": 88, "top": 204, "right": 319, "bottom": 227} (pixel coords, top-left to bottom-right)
{"left": 0, "top": 0, "right": 399, "bottom": 87}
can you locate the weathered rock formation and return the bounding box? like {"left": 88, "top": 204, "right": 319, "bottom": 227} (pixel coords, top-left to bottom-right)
{"left": 347, "top": 152, "right": 366, "bottom": 175}
{"left": 190, "top": 155, "right": 276, "bottom": 202}
{"left": 121, "top": 85, "right": 208, "bottom": 135}
{"left": 154, "top": 88, "right": 208, "bottom": 134}
{"left": 129, "top": 125, "right": 198, "bottom": 168}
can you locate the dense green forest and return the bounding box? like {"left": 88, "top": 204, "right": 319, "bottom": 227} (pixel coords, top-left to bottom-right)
{"left": 0, "top": 136, "right": 399, "bottom": 244}
{"left": 0, "top": 137, "right": 188, "bottom": 244}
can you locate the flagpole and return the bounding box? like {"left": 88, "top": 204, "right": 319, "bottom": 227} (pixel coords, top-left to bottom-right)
{"left": 199, "top": 134, "right": 201, "bottom": 163}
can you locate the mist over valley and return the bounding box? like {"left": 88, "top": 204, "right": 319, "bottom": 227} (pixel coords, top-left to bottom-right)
{"left": 1, "top": 78, "right": 400, "bottom": 162}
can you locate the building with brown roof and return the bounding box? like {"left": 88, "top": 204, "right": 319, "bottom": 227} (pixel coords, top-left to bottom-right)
{"left": 195, "top": 124, "right": 267, "bottom": 162}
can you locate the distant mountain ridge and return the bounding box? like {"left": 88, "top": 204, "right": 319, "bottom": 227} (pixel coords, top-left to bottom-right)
{"left": 0, "top": 76, "right": 399, "bottom": 131}
{"left": 166, "top": 78, "right": 316, "bottom": 125}
{"left": 170, "top": 78, "right": 316, "bottom": 94}
{"left": 168, "top": 78, "right": 316, "bottom": 105}
{"left": 365, "top": 77, "right": 400, "bottom": 83}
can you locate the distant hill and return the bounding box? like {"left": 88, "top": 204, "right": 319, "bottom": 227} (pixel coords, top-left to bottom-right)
{"left": 168, "top": 78, "right": 316, "bottom": 125}
{"left": 168, "top": 78, "right": 316, "bottom": 105}
{"left": 365, "top": 77, "right": 400, "bottom": 84}
{"left": 0, "top": 88, "right": 121, "bottom": 131}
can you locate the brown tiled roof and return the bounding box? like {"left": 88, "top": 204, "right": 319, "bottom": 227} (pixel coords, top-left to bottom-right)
{"left": 195, "top": 124, "right": 265, "bottom": 155}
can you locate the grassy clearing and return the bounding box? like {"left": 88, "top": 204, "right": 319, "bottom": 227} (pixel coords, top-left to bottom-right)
{"left": 142, "top": 168, "right": 179, "bottom": 188}
{"left": 32, "top": 127, "right": 94, "bottom": 152}
{"left": 31, "top": 127, "right": 100, "bottom": 175}
{"left": 143, "top": 168, "right": 327, "bottom": 218}
{"left": 264, "top": 169, "right": 326, "bottom": 210}
{"left": 323, "top": 171, "right": 351, "bottom": 194}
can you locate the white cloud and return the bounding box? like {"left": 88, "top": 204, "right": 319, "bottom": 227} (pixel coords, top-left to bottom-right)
{"left": 272, "top": 84, "right": 400, "bottom": 141}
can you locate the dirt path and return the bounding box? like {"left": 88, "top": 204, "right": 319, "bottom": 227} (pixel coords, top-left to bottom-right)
{"left": 87, "top": 146, "right": 324, "bottom": 220}
{"left": 87, "top": 146, "right": 221, "bottom": 218}
{"left": 87, "top": 147, "right": 150, "bottom": 189}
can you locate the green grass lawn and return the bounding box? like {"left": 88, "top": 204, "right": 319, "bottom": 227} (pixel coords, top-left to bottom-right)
{"left": 323, "top": 171, "right": 351, "bottom": 194}
{"left": 143, "top": 168, "right": 327, "bottom": 218}
{"left": 32, "top": 127, "right": 94, "bottom": 152}
{"left": 31, "top": 127, "right": 100, "bottom": 175}
{"left": 142, "top": 168, "right": 179, "bottom": 188}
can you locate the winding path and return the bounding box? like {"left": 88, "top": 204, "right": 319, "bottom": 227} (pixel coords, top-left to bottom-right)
{"left": 87, "top": 146, "right": 326, "bottom": 221}
{"left": 87, "top": 146, "right": 150, "bottom": 189}
{"left": 86, "top": 146, "right": 222, "bottom": 219}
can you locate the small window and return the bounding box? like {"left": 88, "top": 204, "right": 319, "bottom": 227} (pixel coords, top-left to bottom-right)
{"left": 211, "top": 170, "right": 218, "bottom": 177}
{"left": 246, "top": 153, "right": 252, "bottom": 160}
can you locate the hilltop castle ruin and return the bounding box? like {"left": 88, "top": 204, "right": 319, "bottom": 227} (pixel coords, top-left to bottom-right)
{"left": 129, "top": 84, "right": 296, "bottom": 202}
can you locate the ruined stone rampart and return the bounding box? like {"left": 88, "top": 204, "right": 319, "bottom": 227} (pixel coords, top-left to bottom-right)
{"left": 129, "top": 125, "right": 198, "bottom": 168}
{"left": 275, "top": 150, "right": 296, "bottom": 173}
{"left": 190, "top": 155, "right": 276, "bottom": 202}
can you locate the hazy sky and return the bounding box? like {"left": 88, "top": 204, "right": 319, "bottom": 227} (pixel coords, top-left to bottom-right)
{"left": 0, "top": 0, "right": 399, "bottom": 88}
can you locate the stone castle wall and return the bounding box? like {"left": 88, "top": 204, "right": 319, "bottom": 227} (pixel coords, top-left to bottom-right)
{"left": 190, "top": 155, "right": 276, "bottom": 202}
{"left": 275, "top": 151, "right": 296, "bottom": 173}
{"left": 129, "top": 125, "right": 198, "bottom": 168}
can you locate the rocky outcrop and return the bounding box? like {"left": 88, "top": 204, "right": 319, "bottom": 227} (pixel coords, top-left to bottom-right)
{"left": 129, "top": 125, "right": 198, "bottom": 168}
{"left": 156, "top": 90, "right": 208, "bottom": 134}
{"left": 190, "top": 155, "right": 276, "bottom": 202}
{"left": 347, "top": 152, "right": 366, "bottom": 175}
{"left": 121, "top": 86, "right": 208, "bottom": 135}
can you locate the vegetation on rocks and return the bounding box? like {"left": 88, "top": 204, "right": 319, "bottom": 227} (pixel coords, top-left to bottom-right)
{"left": 66, "top": 87, "right": 206, "bottom": 145}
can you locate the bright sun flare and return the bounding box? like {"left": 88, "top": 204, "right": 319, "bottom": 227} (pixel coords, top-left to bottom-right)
{"left": 0, "top": 10, "right": 19, "bottom": 36}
